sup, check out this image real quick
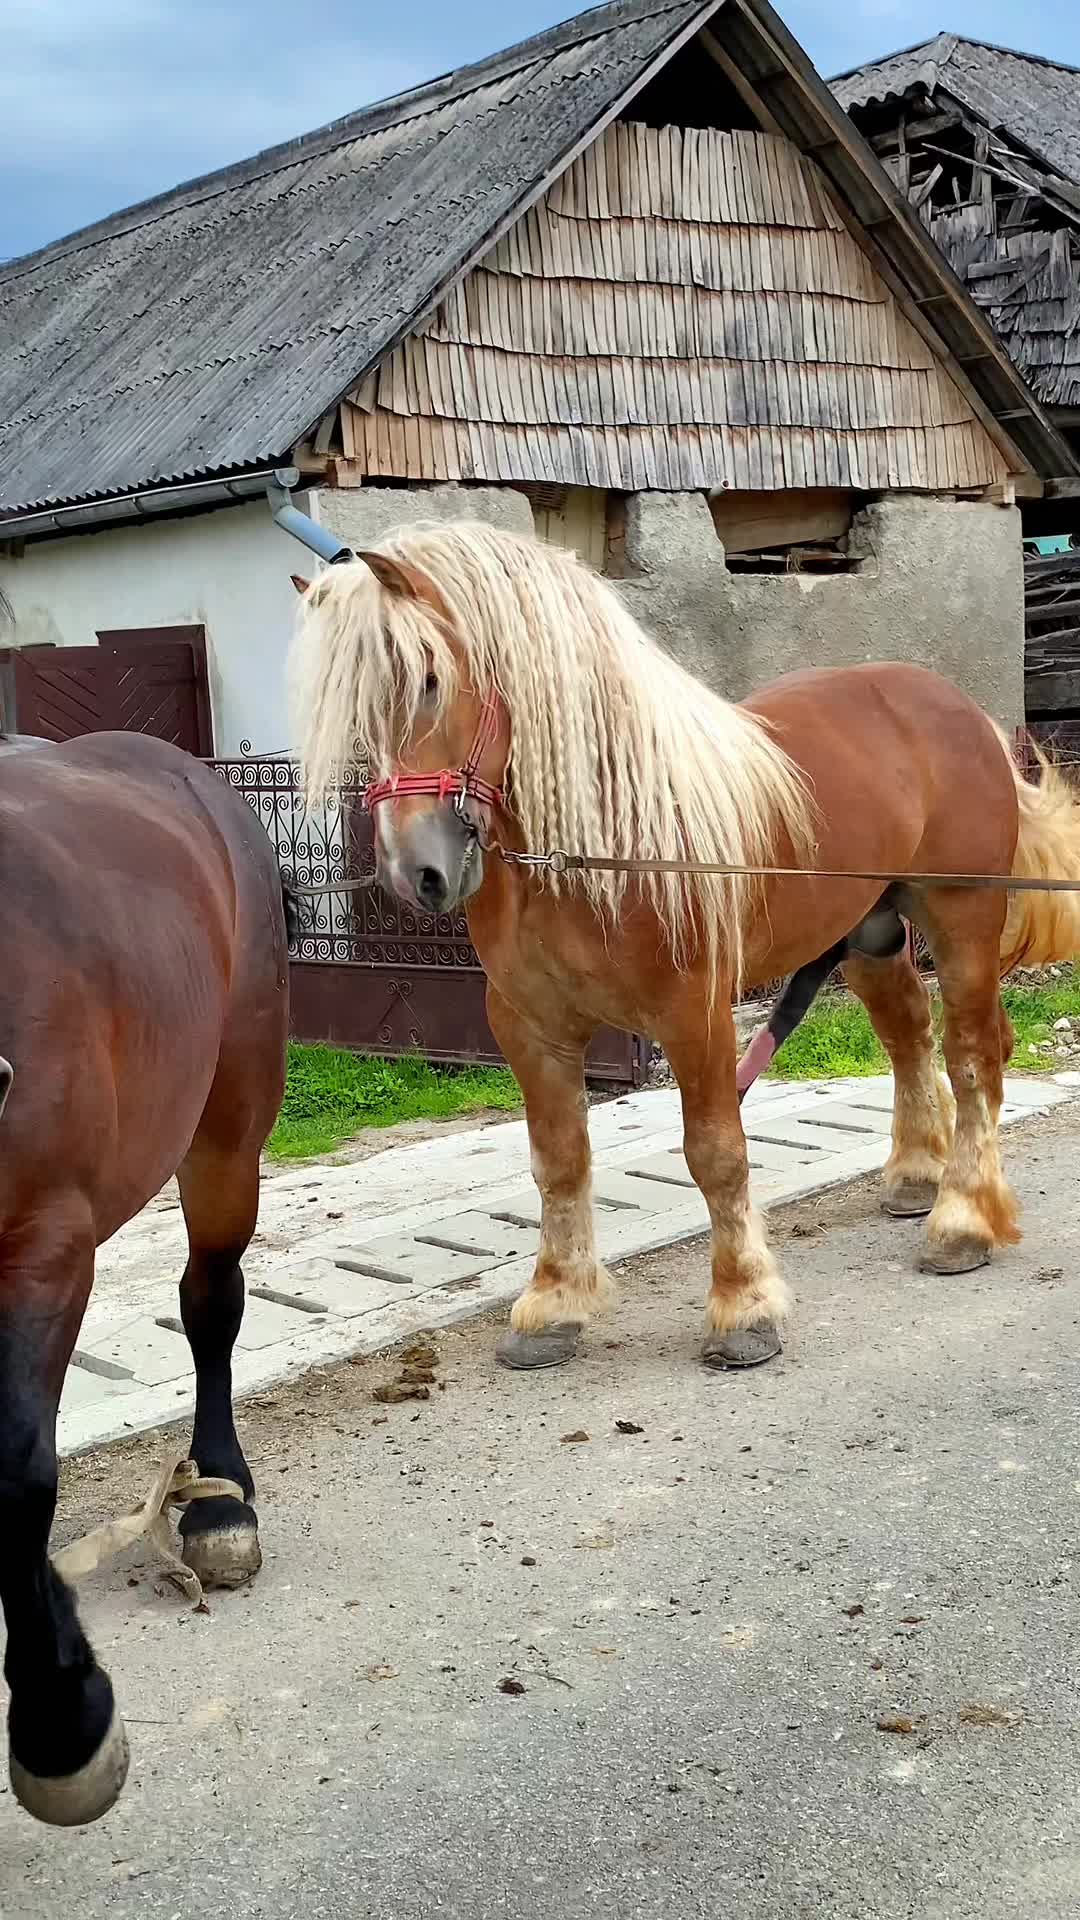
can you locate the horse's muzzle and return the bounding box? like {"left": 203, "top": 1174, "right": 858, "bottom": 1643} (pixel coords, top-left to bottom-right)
{"left": 381, "top": 809, "right": 484, "bottom": 916}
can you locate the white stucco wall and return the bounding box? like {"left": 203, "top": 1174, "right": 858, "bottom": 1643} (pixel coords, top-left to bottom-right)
{"left": 0, "top": 496, "right": 317, "bottom": 754}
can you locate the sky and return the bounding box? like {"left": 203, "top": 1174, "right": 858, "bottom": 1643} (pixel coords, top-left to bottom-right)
{"left": 2, "top": 0, "right": 1079, "bottom": 262}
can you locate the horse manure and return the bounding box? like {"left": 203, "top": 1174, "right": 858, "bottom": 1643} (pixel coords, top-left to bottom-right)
{"left": 498, "top": 1677, "right": 526, "bottom": 1697}
{"left": 876, "top": 1714, "right": 921, "bottom": 1735}
{"left": 957, "top": 1703, "right": 1016, "bottom": 1729}
{"left": 615, "top": 1420, "right": 645, "bottom": 1435}
{"left": 373, "top": 1382, "right": 431, "bottom": 1404}
{"left": 561, "top": 1429, "right": 590, "bottom": 1444}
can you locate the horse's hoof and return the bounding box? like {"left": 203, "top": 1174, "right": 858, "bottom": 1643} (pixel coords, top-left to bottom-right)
{"left": 9, "top": 1709, "right": 129, "bottom": 1827}
{"left": 884, "top": 1180, "right": 938, "bottom": 1218}
{"left": 702, "top": 1320, "right": 782, "bottom": 1369}
{"left": 180, "top": 1498, "right": 262, "bottom": 1589}
{"left": 920, "top": 1237, "right": 992, "bottom": 1275}
{"left": 496, "top": 1324, "right": 580, "bottom": 1370}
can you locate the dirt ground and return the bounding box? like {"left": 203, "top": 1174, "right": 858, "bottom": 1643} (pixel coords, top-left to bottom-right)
{"left": 6, "top": 1100, "right": 1080, "bottom": 1920}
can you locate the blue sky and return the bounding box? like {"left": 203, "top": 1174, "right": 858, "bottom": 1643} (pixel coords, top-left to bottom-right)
{"left": 3, "top": 0, "right": 1078, "bottom": 261}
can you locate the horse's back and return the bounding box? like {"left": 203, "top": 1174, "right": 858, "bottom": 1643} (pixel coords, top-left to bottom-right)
{"left": 737, "top": 658, "right": 1019, "bottom": 981}
{"left": 743, "top": 658, "right": 998, "bottom": 729}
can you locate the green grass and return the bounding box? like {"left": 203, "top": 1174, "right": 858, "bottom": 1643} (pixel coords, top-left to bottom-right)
{"left": 1002, "top": 967, "right": 1080, "bottom": 1068}
{"left": 269, "top": 1042, "right": 522, "bottom": 1161}
{"left": 271, "top": 966, "right": 1080, "bottom": 1161}
{"left": 767, "top": 965, "right": 1080, "bottom": 1082}
{"left": 766, "top": 992, "right": 889, "bottom": 1080}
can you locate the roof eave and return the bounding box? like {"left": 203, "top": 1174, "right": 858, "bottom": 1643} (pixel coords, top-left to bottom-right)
{"left": 0, "top": 462, "right": 299, "bottom": 540}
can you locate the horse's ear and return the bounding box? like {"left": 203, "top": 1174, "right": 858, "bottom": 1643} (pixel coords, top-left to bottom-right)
{"left": 356, "top": 550, "right": 425, "bottom": 599}
{"left": 290, "top": 574, "right": 311, "bottom": 596}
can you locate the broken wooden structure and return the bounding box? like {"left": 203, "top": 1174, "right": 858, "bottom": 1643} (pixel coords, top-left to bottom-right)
{"left": 1023, "top": 542, "right": 1080, "bottom": 756}
{"left": 835, "top": 36, "right": 1080, "bottom": 720}
{"left": 834, "top": 38, "right": 1080, "bottom": 449}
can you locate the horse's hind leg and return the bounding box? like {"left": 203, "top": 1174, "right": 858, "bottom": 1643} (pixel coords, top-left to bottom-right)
{"left": 176, "top": 1138, "right": 263, "bottom": 1587}
{"left": 1, "top": 1211, "right": 130, "bottom": 1825}
{"left": 843, "top": 945, "right": 955, "bottom": 1217}
{"left": 917, "top": 893, "right": 1019, "bottom": 1273}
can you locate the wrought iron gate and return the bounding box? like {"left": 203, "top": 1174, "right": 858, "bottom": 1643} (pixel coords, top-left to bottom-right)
{"left": 209, "top": 751, "right": 644, "bottom": 1084}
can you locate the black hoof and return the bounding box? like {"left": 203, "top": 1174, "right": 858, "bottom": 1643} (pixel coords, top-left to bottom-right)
{"left": 919, "top": 1238, "right": 992, "bottom": 1275}
{"left": 179, "top": 1497, "right": 262, "bottom": 1590}
{"left": 496, "top": 1324, "right": 581, "bottom": 1370}
{"left": 702, "top": 1320, "right": 783, "bottom": 1370}
{"left": 883, "top": 1180, "right": 938, "bottom": 1219}
{"left": 10, "top": 1707, "right": 129, "bottom": 1827}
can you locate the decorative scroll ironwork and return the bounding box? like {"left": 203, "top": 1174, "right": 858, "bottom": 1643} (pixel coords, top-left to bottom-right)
{"left": 206, "top": 754, "right": 485, "bottom": 973}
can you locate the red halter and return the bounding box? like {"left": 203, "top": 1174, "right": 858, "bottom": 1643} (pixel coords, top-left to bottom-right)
{"left": 363, "top": 687, "right": 504, "bottom": 817}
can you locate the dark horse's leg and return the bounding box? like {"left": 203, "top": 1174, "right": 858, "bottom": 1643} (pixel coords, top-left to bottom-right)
{"left": 1, "top": 1211, "right": 130, "bottom": 1825}
{"left": 175, "top": 1136, "right": 262, "bottom": 1587}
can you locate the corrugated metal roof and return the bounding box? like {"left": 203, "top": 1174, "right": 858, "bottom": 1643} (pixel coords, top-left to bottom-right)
{"left": 832, "top": 35, "right": 1080, "bottom": 190}
{"left": 0, "top": 0, "right": 709, "bottom": 516}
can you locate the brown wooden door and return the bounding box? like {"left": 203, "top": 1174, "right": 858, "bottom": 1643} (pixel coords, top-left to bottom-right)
{"left": 3, "top": 626, "right": 212, "bottom": 753}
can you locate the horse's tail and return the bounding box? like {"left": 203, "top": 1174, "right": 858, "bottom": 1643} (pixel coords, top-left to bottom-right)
{"left": 1000, "top": 744, "right": 1080, "bottom": 973}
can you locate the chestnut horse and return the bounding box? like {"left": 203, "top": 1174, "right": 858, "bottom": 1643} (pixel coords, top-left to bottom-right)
{"left": 293, "top": 521, "right": 1079, "bottom": 1375}
{"left": 0, "top": 731, "right": 289, "bottom": 1827}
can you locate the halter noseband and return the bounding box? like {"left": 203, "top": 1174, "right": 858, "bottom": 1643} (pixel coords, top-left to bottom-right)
{"left": 363, "top": 686, "right": 504, "bottom": 819}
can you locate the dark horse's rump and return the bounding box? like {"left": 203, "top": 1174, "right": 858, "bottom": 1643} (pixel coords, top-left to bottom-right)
{"left": 0, "top": 731, "right": 289, "bottom": 1827}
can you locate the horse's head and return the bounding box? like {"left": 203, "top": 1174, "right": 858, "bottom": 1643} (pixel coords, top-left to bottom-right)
{"left": 293, "top": 550, "right": 509, "bottom": 915}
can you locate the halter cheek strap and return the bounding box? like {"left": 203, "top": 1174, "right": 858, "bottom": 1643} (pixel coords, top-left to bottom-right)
{"left": 363, "top": 687, "right": 504, "bottom": 816}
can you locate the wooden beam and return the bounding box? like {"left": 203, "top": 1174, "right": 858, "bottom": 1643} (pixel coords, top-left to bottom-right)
{"left": 983, "top": 478, "right": 1016, "bottom": 506}
{"left": 289, "top": 439, "right": 332, "bottom": 477}
{"left": 910, "top": 163, "right": 943, "bottom": 211}
{"left": 339, "top": 402, "right": 357, "bottom": 462}
{"left": 986, "top": 245, "right": 1051, "bottom": 307}
{"left": 700, "top": 25, "right": 783, "bottom": 133}
{"left": 1046, "top": 479, "right": 1080, "bottom": 499}
{"left": 871, "top": 110, "right": 962, "bottom": 151}
{"left": 973, "top": 128, "right": 994, "bottom": 219}
{"left": 919, "top": 135, "right": 1080, "bottom": 226}
{"left": 325, "top": 457, "right": 365, "bottom": 489}
{"left": 313, "top": 410, "right": 337, "bottom": 456}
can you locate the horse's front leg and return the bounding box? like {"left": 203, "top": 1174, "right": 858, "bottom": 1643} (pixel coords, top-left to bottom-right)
{"left": 488, "top": 987, "right": 609, "bottom": 1370}
{"left": 0, "top": 1214, "right": 129, "bottom": 1825}
{"left": 661, "top": 993, "right": 790, "bottom": 1369}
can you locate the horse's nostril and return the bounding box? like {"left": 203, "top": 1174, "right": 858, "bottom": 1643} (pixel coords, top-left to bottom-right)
{"left": 416, "top": 866, "right": 447, "bottom": 908}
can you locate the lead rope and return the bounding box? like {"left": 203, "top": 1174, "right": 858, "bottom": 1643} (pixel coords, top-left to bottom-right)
{"left": 294, "top": 847, "right": 1080, "bottom": 899}
{"left": 53, "top": 1450, "right": 245, "bottom": 1607}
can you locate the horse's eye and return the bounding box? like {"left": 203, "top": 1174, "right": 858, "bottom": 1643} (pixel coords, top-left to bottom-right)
{"left": 423, "top": 671, "right": 438, "bottom": 698}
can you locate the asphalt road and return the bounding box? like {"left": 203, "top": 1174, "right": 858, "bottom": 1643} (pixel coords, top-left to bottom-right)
{"left": 6, "top": 1101, "right": 1080, "bottom": 1920}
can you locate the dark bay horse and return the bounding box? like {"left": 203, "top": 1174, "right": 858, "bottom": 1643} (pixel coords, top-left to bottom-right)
{"left": 293, "top": 521, "right": 1080, "bottom": 1375}
{"left": 0, "top": 731, "right": 289, "bottom": 1826}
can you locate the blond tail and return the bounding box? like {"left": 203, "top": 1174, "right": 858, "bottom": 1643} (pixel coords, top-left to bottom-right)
{"left": 1001, "top": 750, "right": 1080, "bottom": 973}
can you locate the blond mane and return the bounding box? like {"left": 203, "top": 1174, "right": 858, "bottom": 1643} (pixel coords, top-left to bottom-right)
{"left": 292, "top": 520, "right": 816, "bottom": 988}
